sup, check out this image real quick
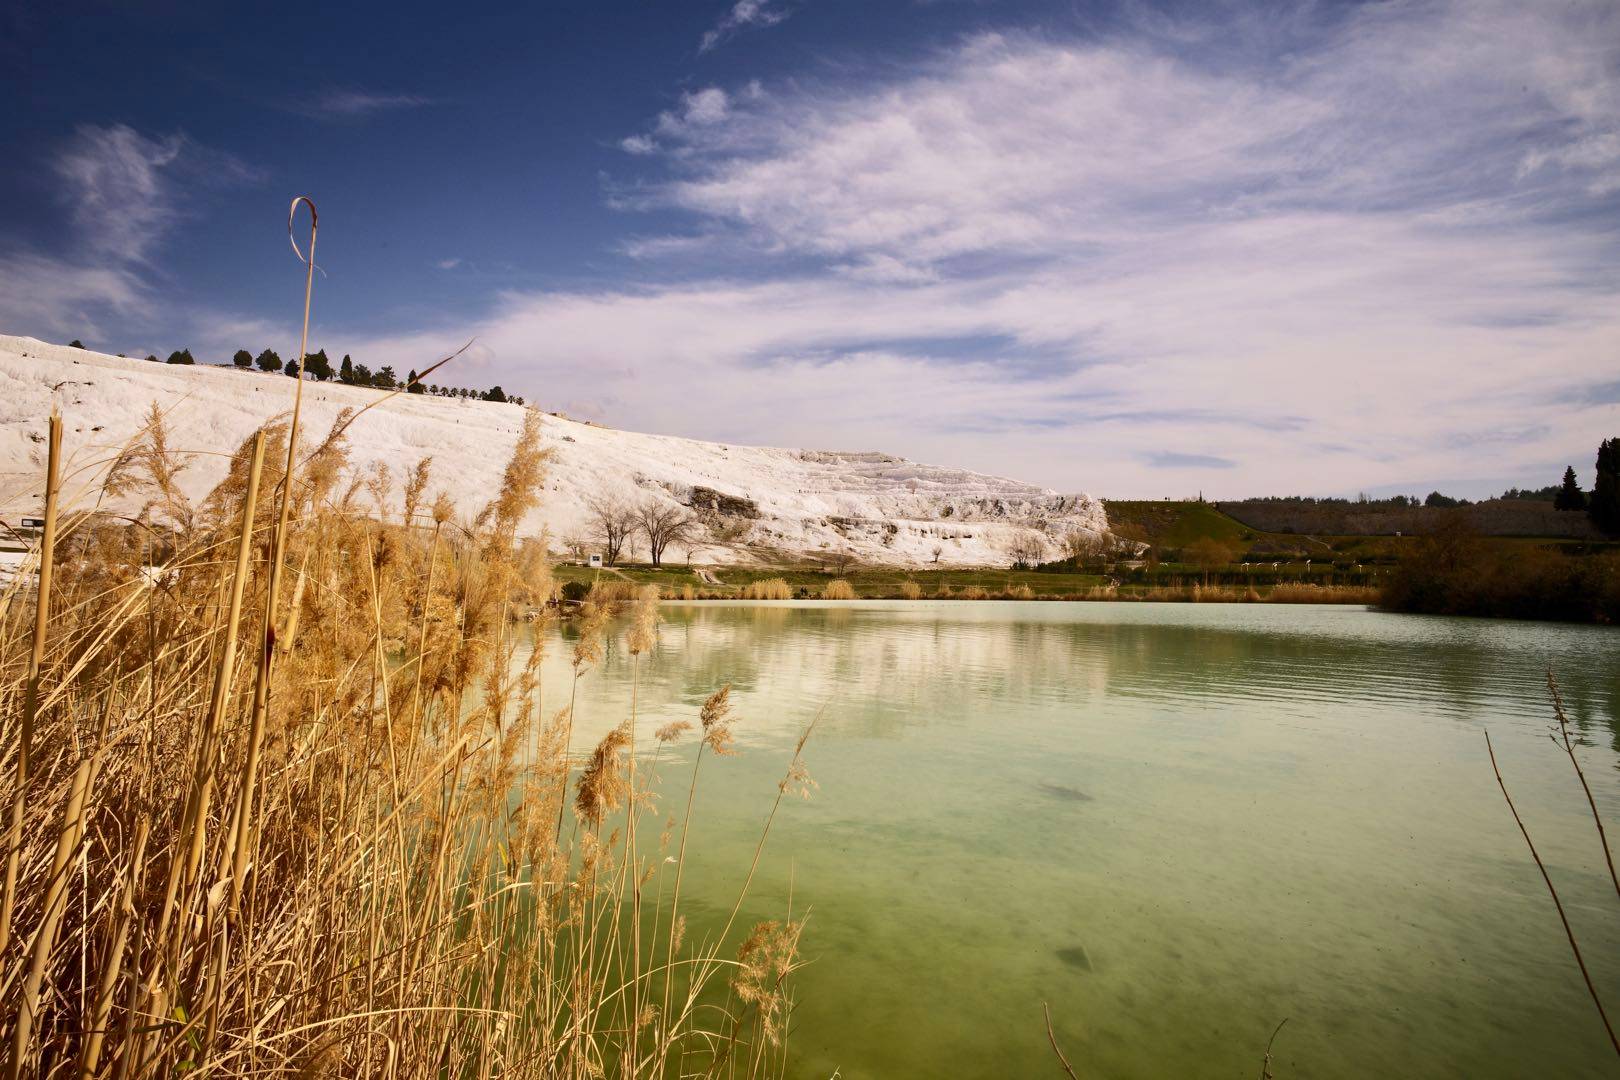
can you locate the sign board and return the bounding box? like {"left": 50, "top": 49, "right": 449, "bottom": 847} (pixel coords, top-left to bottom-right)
{"left": 588, "top": 554, "right": 603, "bottom": 568}
{"left": 20, "top": 518, "right": 45, "bottom": 528}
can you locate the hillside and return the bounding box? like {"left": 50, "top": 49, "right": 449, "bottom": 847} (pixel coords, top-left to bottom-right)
{"left": 0, "top": 336, "right": 1106, "bottom": 567}
{"left": 1102, "top": 500, "right": 1252, "bottom": 548}
{"left": 1219, "top": 497, "right": 1602, "bottom": 539}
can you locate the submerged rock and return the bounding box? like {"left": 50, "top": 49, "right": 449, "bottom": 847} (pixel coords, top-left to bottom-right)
{"left": 1056, "top": 945, "right": 1093, "bottom": 972}
{"left": 1037, "top": 781, "right": 1093, "bottom": 803}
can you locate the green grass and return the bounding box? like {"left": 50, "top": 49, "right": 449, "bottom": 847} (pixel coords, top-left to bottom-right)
{"left": 1103, "top": 500, "right": 1252, "bottom": 547}
{"left": 552, "top": 562, "right": 1109, "bottom": 598}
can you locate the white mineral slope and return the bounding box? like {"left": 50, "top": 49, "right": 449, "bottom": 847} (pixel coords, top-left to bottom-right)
{"left": 0, "top": 336, "right": 1106, "bottom": 567}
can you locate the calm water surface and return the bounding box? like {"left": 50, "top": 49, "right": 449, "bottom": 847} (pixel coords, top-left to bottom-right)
{"left": 533, "top": 601, "right": 1620, "bottom": 1079}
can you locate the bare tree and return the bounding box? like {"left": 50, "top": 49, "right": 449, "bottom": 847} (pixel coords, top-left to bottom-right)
{"left": 931, "top": 544, "right": 943, "bottom": 565}
{"left": 561, "top": 531, "right": 591, "bottom": 562}
{"left": 1007, "top": 530, "right": 1047, "bottom": 570}
{"left": 1063, "top": 528, "right": 1104, "bottom": 562}
{"left": 637, "top": 499, "right": 694, "bottom": 568}
{"left": 585, "top": 494, "right": 635, "bottom": 565}
{"left": 825, "top": 547, "right": 856, "bottom": 577}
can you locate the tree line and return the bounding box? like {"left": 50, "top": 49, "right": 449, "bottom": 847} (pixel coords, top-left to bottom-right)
{"left": 227, "top": 348, "right": 523, "bottom": 403}
{"left": 1224, "top": 438, "right": 1620, "bottom": 534}
{"left": 75, "top": 338, "right": 520, "bottom": 404}
{"left": 1542, "top": 440, "right": 1619, "bottom": 534}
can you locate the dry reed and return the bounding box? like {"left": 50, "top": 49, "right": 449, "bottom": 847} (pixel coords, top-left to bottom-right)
{"left": 740, "top": 579, "right": 792, "bottom": 600}
{"left": 0, "top": 399, "right": 814, "bottom": 1078}
{"left": 821, "top": 580, "right": 856, "bottom": 600}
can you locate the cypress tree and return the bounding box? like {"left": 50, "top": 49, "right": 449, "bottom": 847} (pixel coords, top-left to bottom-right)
{"left": 340, "top": 354, "right": 354, "bottom": 384}
{"left": 1554, "top": 466, "right": 1586, "bottom": 512}
{"left": 256, "top": 348, "right": 281, "bottom": 373}
{"left": 1591, "top": 438, "right": 1620, "bottom": 534}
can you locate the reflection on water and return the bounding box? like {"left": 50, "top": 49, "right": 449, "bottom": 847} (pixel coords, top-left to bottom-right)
{"left": 532, "top": 601, "right": 1620, "bottom": 1079}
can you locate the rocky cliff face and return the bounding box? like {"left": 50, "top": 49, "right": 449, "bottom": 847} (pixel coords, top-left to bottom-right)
{"left": 0, "top": 335, "right": 1106, "bottom": 567}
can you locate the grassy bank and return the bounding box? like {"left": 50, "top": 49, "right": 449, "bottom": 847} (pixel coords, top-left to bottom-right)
{"left": 554, "top": 563, "right": 1379, "bottom": 604}
{"left": 0, "top": 408, "right": 811, "bottom": 1077}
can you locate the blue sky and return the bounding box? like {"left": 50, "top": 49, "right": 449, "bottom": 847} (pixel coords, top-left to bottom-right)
{"left": 3, "top": 0, "right": 1618, "bottom": 498}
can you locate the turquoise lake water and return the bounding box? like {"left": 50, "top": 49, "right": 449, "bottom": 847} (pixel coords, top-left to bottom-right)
{"left": 532, "top": 601, "right": 1620, "bottom": 1078}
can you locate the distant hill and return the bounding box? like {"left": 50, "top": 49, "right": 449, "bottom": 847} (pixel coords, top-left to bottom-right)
{"left": 1219, "top": 498, "right": 1602, "bottom": 540}
{"left": 0, "top": 335, "right": 1106, "bottom": 567}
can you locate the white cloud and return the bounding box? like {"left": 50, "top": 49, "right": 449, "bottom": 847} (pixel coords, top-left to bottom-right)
{"left": 52, "top": 124, "right": 185, "bottom": 265}
{"left": 4, "top": 124, "right": 259, "bottom": 352}
{"left": 622, "top": 87, "right": 736, "bottom": 157}
{"left": 700, "top": 0, "right": 790, "bottom": 54}
{"left": 0, "top": 252, "right": 144, "bottom": 343}
{"left": 436, "top": 257, "right": 463, "bottom": 270}
{"left": 294, "top": 89, "right": 434, "bottom": 119}
{"left": 664, "top": 87, "right": 731, "bottom": 131}
{"left": 20, "top": 4, "right": 1614, "bottom": 498}
{"left": 366, "top": 1, "right": 1620, "bottom": 497}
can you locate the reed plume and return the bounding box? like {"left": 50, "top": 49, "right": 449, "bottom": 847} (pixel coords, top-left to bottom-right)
{"left": 0, "top": 400, "right": 812, "bottom": 1079}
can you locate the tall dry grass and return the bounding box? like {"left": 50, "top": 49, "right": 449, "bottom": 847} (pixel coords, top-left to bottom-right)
{"left": 820, "top": 580, "right": 855, "bottom": 601}
{"left": 739, "top": 579, "right": 792, "bottom": 601}
{"left": 1265, "top": 582, "right": 1379, "bottom": 604}
{"left": 0, "top": 404, "right": 812, "bottom": 1078}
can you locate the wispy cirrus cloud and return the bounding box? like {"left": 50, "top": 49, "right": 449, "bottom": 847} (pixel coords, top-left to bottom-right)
{"left": 1147, "top": 452, "right": 1238, "bottom": 471}
{"left": 699, "top": 0, "right": 790, "bottom": 54}
{"left": 340, "top": 0, "right": 1620, "bottom": 498}
{"left": 291, "top": 88, "right": 435, "bottom": 120}
{"left": 1, "top": 124, "right": 259, "bottom": 348}
{"left": 51, "top": 124, "right": 256, "bottom": 264}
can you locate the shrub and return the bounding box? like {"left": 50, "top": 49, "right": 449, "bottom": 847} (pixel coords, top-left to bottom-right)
{"left": 587, "top": 578, "right": 642, "bottom": 611}
{"left": 1381, "top": 519, "right": 1619, "bottom": 622}
{"left": 899, "top": 581, "right": 923, "bottom": 600}
{"left": 742, "top": 578, "right": 793, "bottom": 600}
{"left": 822, "top": 579, "right": 856, "bottom": 600}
